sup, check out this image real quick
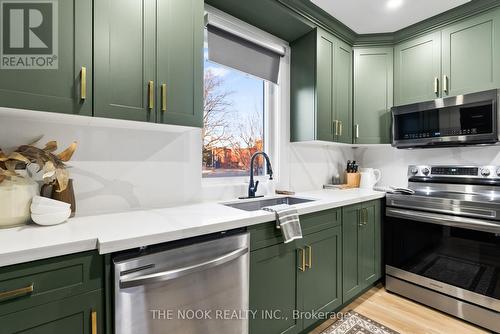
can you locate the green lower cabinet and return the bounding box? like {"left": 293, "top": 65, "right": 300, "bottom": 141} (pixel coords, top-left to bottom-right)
{"left": 353, "top": 47, "right": 393, "bottom": 144}
{"left": 249, "top": 225, "right": 342, "bottom": 334}
{"left": 0, "top": 0, "right": 92, "bottom": 116}
{"left": 299, "top": 227, "right": 342, "bottom": 330}
{"left": 0, "top": 289, "right": 103, "bottom": 334}
{"left": 342, "top": 200, "right": 382, "bottom": 303}
{"left": 249, "top": 242, "right": 302, "bottom": 334}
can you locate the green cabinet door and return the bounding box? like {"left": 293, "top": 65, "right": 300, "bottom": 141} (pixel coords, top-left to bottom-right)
{"left": 334, "top": 40, "right": 353, "bottom": 144}
{"left": 0, "top": 0, "right": 92, "bottom": 115}
{"left": 442, "top": 8, "right": 500, "bottom": 97}
{"left": 394, "top": 32, "right": 441, "bottom": 105}
{"left": 299, "top": 227, "right": 342, "bottom": 329}
{"left": 342, "top": 200, "right": 382, "bottom": 303}
{"left": 94, "top": 0, "right": 156, "bottom": 122}
{"left": 291, "top": 29, "right": 352, "bottom": 143}
{"left": 157, "top": 0, "right": 203, "bottom": 127}
{"left": 0, "top": 289, "right": 103, "bottom": 334}
{"left": 341, "top": 204, "right": 362, "bottom": 302}
{"left": 250, "top": 242, "right": 302, "bottom": 334}
{"left": 353, "top": 47, "right": 393, "bottom": 144}
{"left": 359, "top": 200, "right": 382, "bottom": 286}
{"left": 316, "top": 30, "right": 335, "bottom": 142}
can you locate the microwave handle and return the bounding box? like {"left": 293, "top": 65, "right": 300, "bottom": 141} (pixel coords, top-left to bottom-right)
{"left": 119, "top": 247, "right": 248, "bottom": 289}
{"left": 386, "top": 208, "right": 500, "bottom": 234}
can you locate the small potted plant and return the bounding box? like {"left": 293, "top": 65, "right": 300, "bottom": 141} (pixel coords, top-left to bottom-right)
{"left": 0, "top": 140, "right": 77, "bottom": 228}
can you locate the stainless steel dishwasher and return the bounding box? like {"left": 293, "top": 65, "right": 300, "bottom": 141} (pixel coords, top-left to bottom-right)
{"left": 113, "top": 230, "right": 249, "bottom": 334}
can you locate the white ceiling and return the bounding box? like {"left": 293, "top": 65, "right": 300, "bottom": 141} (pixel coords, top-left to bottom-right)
{"left": 311, "top": 0, "right": 471, "bottom": 34}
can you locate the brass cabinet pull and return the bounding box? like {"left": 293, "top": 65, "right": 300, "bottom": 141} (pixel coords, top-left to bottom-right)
{"left": 305, "top": 245, "right": 312, "bottom": 269}
{"left": 443, "top": 75, "right": 449, "bottom": 93}
{"left": 91, "top": 310, "right": 97, "bottom": 334}
{"left": 355, "top": 124, "right": 360, "bottom": 139}
{"left": 80, "top": 67, "right": 87, "bottom": 101}
{"left": 0, "top": 283, "right": 34, "bottom": 302}
{"left": 433, "top": 77, "right": 439, "bottom": 94}
{"left": 298, "top": 248, "right": 306, "bottom": 272}
{"left": 148, "top": 81, "right": 154, "bottom": 109}
{"left": 363, "top": 208, "right": 368, "bottom": 226}
{"left": 333, "top": 120, "right": 338, "bottom": 136}
{"left": 161, "top": 83, "right": 167, "bottom": 112}
{"left": 339, "top": 121, "right": 343, "bottom": 137}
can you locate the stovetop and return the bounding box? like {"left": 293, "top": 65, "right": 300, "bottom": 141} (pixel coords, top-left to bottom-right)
{"left": 386, "top": 165, "right": 500, "bottom": 221}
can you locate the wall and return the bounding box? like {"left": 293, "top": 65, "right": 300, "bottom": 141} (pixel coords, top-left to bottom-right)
{"left": 355, "top": 144, "right": 500, "bottom": 187}
{"left": 0, "top": 108, "right": 203, "bottom": 216}
{"left": 1, "top": 108, "right": 353, "bottom": 216}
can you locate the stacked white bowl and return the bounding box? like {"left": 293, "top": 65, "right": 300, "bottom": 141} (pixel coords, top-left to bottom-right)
{"left": 31, "top": 196, "right": 72, "bottom": 226}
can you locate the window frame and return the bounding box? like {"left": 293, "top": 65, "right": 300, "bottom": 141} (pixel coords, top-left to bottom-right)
{"left": 202, "top": 5, "right": 290, "bottom": 186}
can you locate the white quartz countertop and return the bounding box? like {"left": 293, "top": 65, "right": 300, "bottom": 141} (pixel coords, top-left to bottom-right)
{"left": 0, "top": 188, "right": 385, "bottom": 267}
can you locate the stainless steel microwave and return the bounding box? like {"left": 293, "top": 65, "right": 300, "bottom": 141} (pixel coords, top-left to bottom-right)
{"left": 391, "top": 89, "right": 499, "bottom": 148}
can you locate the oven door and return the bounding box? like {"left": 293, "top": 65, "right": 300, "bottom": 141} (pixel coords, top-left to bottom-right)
{"left": 385, "top": 207, "right": 500, "bottom": 312}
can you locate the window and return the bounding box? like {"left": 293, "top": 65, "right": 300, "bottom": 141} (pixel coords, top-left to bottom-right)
{"left": 203, "top": 58, "right": 265, "bottom": 178}
{"left": 202, "top": 9, "right": 286, "bottom": 179}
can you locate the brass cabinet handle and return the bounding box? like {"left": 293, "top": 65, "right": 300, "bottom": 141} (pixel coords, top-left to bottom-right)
{"left": 332, "top": 120, "right": 338, "bottom": 136}
{"left": 0, "top": 283, "right": 34, "bottom": 302}
{"left": 91, "top": 310, "right": 97, "bottom": 334}
{"left": 443, "top": 75, "right": 449, "bottom": 93}
{"left": 339, "top": 121, "right": 343, "bottom": 137}
{"left": 80, "top": 67, "right": 87, "bottom": 101}
{"left": 434, "top": 77, "right": 439, "bottom": 94}
{"left": 298, "top": 248, "right": 306, "bottom": 272}
{"left": 364, "top": 208, "right": 368, "bottom": 225}
{"left": 148, "top": 81, "right": 154, "bottom": 109}
{"left": 305, "top": 245, "right": 312, "bottom": 269}
{"left": 355, "top": 124, "right": 360, "bottom": 139}
{"left": 161, "top": 83, "right": 167, "bottom": 112}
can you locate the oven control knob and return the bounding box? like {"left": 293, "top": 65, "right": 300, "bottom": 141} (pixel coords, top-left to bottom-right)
{"left": 410, "top": 167, "right": 419, "bottom": 175}
{"left": 422, "top": 168, "right": 430, "bottom": 176}
{"left": 480, "top": 168, "right": 491, "bottom": 177}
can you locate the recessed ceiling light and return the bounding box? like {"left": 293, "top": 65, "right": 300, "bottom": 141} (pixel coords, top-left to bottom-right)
{"left": 386, "top": 0, "right": 403, "bottom": 10}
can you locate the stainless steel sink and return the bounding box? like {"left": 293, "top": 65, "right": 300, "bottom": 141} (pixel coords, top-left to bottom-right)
{"left": 222, "top": 197, "right": 315, "bottom": 212}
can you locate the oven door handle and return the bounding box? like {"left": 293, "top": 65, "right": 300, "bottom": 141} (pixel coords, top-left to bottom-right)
{"left": 386, "top": 208, "right": 500, "bottom": 233}
{"left": 119, "top": 247, "right": 248, "bottom": 289}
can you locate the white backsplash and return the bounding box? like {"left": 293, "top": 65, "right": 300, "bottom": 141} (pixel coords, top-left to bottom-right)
{"left": 0, "top": 108, "right": 354, "bottom": 215}
{"left": 355, "top": 145, "right": 500, "bottom": 187}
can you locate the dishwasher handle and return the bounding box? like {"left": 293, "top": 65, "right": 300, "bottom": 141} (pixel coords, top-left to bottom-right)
{"left": 119, "top": 246, "right": 248, "bottom": 289}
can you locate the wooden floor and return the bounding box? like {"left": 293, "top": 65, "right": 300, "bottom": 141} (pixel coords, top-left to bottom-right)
{"left": 310, "top": 284, "right": 490, "bottom": 334}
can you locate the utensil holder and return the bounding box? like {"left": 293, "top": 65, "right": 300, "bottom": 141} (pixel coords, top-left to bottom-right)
{"left": 346, "top": 172, "right": 361, "bottom": 188}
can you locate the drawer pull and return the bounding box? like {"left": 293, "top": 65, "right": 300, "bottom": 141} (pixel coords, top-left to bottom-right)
{"left": 80, "top": 66, "right": 87, "bottom": 101}
{"left": 148, "top": 80, "right": 154, "bottom": 109}
{"left": 0, "top": 283, "right": 34, "bottom": 302}
{"left": 91, "top": 310, "right": 97, "bottom": 334}
{"left": 161, "top": 83, "right": 167, "bottom": 112}
{"left": 298, "top": 248, "right": 306, "bottom": 272}
{"left": 305, "top": 245, "right": 312, "bottom": 269}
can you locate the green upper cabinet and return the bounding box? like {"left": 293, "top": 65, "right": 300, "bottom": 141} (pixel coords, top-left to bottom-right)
{"left": 0, "top": 0, "right": 92, "bottom": 116}
{"left": 156, "top": 0, "right": 203, "bottom": 127}
{"left": 94, "top": 0, "right": 203, "bottom": 126}
{"left": 342, "top": 200, "right": 382, "bottom": 303}
{"left": 394, "top": 32, "right": 441, "bottom": 106}
{"left": 442, "top": 7, "right": 500, "bottom": 97}
{"left": 353, "top": 47, "right": 393, "bottom": 144}
{"left": 94, "top": 0, "right": 156, "bottom": 122}
{"left": 299, "top": 227, "right": 342, "bottom": 330}
{"left": 291, "top": 28, "right": 352, "bottom": 143}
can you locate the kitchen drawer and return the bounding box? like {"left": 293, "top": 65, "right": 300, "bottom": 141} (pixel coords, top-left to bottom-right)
{"left": 0, "top": 289, "right": 104, "bottom": 334}
{"left": 249, "top": 208, "right": 341, "bottom": 251}
{"left": 0, "top": 251, "right": 103, "bottom": 316}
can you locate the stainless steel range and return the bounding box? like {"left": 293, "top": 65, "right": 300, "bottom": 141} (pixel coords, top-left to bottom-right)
{"left": 385, "top": 165, "right": 500, "bottom": 332}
